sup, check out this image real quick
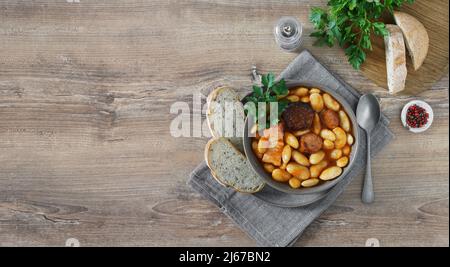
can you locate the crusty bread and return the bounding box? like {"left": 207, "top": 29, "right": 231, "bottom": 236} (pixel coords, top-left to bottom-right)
{"left": 384, "top": 24, "right": 407, "bottom": 94}
{"left": 206, "top": 86, "right": 245, "bottom": 152}
{"left": 205, "top": 137, "right": 265, "bottom": 193}
{"left": 394, "top": 11, "right": 429, "bottom": 71}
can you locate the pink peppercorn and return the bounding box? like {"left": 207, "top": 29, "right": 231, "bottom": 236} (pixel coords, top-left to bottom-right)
{"left": 406, "top": 104, "right": 429, "bottom": 128}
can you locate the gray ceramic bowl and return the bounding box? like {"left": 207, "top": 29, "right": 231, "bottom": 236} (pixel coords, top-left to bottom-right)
{"left": 243, "top": 80, "right": 359, "bottom": 195}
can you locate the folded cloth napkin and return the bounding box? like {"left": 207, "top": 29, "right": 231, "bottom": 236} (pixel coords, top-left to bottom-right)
{"left": 188, "top": 49, "right": 394, "bottom": 247}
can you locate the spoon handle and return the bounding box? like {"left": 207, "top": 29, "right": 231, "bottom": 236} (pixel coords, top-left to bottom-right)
{"left": 362, "top": 131, "right": 374, "bottom": 204}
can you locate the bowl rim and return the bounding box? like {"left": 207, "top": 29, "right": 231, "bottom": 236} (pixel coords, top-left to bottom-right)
{"left": 243, "top": 80, "right": 360, "bottom": 195}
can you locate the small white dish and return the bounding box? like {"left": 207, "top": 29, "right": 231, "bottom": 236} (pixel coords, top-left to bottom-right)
{"left": 401, "top": 100, "right": 433, "bottom": 133}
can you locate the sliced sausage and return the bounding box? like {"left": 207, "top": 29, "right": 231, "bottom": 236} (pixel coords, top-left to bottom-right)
{"left": 320, "top": 109, "right": 339, "bottom": 129}
{"left": 300, "top": 133, "right": 323, "bottom": 154}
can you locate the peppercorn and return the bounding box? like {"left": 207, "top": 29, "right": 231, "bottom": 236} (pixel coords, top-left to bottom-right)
{"left": 406, "top": 104, "right": 429, "bottom": 128}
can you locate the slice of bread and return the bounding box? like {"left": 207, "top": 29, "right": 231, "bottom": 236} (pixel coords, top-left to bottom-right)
{"left": 384, "top": 24, "right": 407, "bottom": 94}
{"left": 394, "top": 11, "right": 429, "bottom": 71}
{"left": 206, "top": 86, "right": 245, "bottom": 152}
{"left": 205, "top": 137, "right": 265, "bottom": 193}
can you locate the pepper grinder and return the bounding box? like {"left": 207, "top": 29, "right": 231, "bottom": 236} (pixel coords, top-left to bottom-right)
{"left": 274, "top": 16, "right": 303, "bottom": 52}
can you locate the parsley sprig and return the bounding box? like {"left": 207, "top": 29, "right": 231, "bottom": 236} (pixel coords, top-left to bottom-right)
{"left": 244, "top": 73, "right": 289, "bottom": 129}
{"left": 309, "top": 0, "right": 415, "bottom": 70}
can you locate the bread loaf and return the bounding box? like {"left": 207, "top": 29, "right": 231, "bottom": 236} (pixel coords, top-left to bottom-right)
{"left": 384, "top": 24, "right": 407, "bottom": 94}
{"left": 394, "top": 11, "right": 429, "bottom": 71}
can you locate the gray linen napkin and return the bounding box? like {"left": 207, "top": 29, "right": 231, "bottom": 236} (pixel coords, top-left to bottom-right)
{"left": 188, "top": 49, "right": 394, "bottom": 247}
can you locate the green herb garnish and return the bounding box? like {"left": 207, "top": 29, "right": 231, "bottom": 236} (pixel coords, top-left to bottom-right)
{"left": 244, "top": 73, "right": 289, "bottom": 129}
{"left": 309, "top": 0, "right": 415, "bottom": 70}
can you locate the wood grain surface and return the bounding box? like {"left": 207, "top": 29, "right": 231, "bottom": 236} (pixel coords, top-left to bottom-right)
{"left": 0, "top": 0, "right": 448, "bottom": 247}
{"left": 361, "top": 0, "right": 449, "bottom": 95}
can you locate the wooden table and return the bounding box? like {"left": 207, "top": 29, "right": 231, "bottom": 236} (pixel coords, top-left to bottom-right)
{"left": 0, "top": 0, "right": 448, "bottom": 247}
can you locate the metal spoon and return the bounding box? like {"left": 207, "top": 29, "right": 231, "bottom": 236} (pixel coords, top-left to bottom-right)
{"left": 356, "top": 94, "right": 381, "bottom": 204}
